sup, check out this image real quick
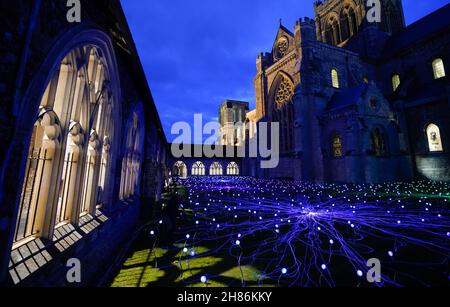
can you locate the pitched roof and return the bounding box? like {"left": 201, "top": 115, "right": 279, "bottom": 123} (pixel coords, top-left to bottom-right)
{"left": 383, "top": 4, "right": 450, "bottom": 57}
{"left": 327, "top": 83, "right": 369, "bottom": 110}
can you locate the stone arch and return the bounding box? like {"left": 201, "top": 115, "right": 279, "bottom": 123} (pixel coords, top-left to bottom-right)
{"left": 192, "top": 161, "right": 206, "bottom": 176}
{"left": 268, "top": 72, "right": 295, "bottom": 153}
{"left": 173, "top": 161, "right": 188, "bottom": 178}
{"left": 340, "top": 1, "right": 359, "bottom": 41}
{"left": 226, "top": 162, "right": 239, "bottom": 176}
{"left": 14, "top": 109, "right": 62, "bottom": 243}
{"left": 4, "top": 27, "right": 122, "bottom": 247}
{"left": 120, "top": 103, "right": 145, "bottom": 200}
{"left": 324, "top": 13, "right": 341, "bottom": 46}
{"left": 209, "top": 162, "right": 223, "bottom": 176}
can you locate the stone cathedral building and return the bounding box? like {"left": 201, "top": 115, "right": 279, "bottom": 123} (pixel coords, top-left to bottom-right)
{"left": 245, "top": 0, "right": 450, "bottom": 183}
{"left": 0, "top": 1, "right": 168, "bottom": 286}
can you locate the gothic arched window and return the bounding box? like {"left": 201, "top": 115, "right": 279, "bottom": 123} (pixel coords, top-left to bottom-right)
{"left": 332, "top": 134, "right": 343, "bottom": 158}
{"left": 119, "top": 112, "right": 144, "bottom": 201}
{"left": 370, "top": 127, "right": 387, "bottom": 157}
{"left": 331, "top": 69, "right": 340, "bottom": 88}
{"left": 227, "top": 162, "right": 239, "bottom": 176}
{"left": 340, "top": 5, "right": 358, "bottom": 41}
{"left": 192, "top": 162, "right": 206, "bottom": 176}
{"left": 15, "top": 45, "right": 117, "bottom": 244}
{"left": 272, "top": 74, "right": 295, "bottom": 153}
{"left": 426, "top": 123, "right": 443, "bottom": 152}
{"left": 275, "top": 76, "right": 294, "bottom": 108}
{"left": 432, "top": 58, "right": 446, "bottom": 79}
{"left": 392, "top": 74, "right": 401, "bottom": 91}
{"left": 325, "top": 15, "right": 342, "bottom": 46}
{"left": 173, "top": 161, "right": 188, "bottom": 178}
{"left": 210, "top": 162, "right": 223, "bottom": 176}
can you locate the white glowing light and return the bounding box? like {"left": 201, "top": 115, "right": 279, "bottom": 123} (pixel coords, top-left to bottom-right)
{"left": 321, "top": 264, "right": 327, "bottom": 270}
{"left": 201, "top": 276, "right": 207, "bottom": 283}
{"left": 186, "top": 234, "right": 190, "bottom": 239}
{"left": 235, "top": 240, "right": 241, "bottom": 246}
{"left": 281, "top": 268, "right": 287, "bottom": 274}
{"left": 150, "top": 230, "right": 155, "bottom": 236}
{"left": 357, "top": 270, "right": 363, "bottom": 277}
{"left": 388, "top": 251, "right": 394, "bottom": 257}
{"left": 329, "top": 239, "right": 334, "bottom": 245}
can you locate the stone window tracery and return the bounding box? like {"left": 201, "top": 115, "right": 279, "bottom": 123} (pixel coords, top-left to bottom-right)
{"left": 192, "top": 162, "right": 206, "bottom": 176}
{"left": 210, "top": 162, "right": 223, "bottom": 176}
{"left": 275, "top": 76, "right": 294, "bottom": 108}
{"left": 14, "top": 45, "right": 117, "bottom": 245}
{"left": 227, "top": 162, "right": 239, "bottom": 176}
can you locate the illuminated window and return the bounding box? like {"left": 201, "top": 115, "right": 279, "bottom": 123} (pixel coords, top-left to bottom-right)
{"left": 210, "top": 162, "right": 223, "bottom": 176}
{"left": 332, "top": 134, "right": 343, "bottom": 158}
{"left": 331, "top": 69, "right": 340, "bottom": 88}
{"left": 173, "top": 161, "right": 188, "bottom": 178}
{"left": 14, "top": 46, "right": 116, "bottom": 244}
{"left": 426, "top": 123, "right": 443, "bottom": 152}
{"left": 392, "top": 74, "right": 401, "bottom": 91}
{"left": 432, "top": 58, "right": 446, "bottom": 79}
{"left": 192, "top": 162, "right": 206, "bottom": 176}
{"left": 227, "top": 162, "right": 239, "bottom": 175}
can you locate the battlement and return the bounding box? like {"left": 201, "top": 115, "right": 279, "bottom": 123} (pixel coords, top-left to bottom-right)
{"left": 296, "top": 17, "right": 315, "bottom": 27}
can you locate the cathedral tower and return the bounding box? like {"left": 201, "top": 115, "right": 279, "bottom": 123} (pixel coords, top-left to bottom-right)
{"left": 314, "top": 0, "right": 405, "bottom": 47}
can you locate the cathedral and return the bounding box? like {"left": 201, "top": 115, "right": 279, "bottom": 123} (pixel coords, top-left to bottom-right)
{"left": 243, "top": 0, "right": 450, "bottom": 183}
{"left": 0, "top": 0, "right": 449, "bottom": 288}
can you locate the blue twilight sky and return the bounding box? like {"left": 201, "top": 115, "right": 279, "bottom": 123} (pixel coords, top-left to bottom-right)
{"left": 120, "top": 0, "right": 449, "bottom": 143}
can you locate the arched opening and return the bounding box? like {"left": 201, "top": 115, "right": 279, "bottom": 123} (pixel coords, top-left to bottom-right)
{"left": 13, "top": 44, "right": 118, "bottom": 245}
{"left": 15, "top": 110, "right": 61, "bottom": 243}
{"left": 209, "top": 162, "right": 223, "bottom": 176}
{"left": 340, "top": 4, "right": 358, "bottom": 41}
{"left": 426, "top": 123, "right": 443, "bottom": 152}
{"left": 271, "top": 72, "right": 295, "bottom": 153}
{"left": 325, "top": 16, "right": 341, "bottom": 46}
{"left": 173, "top": 161, "right": 188, "bottom": 178}
{"left": 392, "top": 74, "right": 401, "bottom": 92}
{"left": 432, "top": 58, "right": 446, "bottom": 79}
{"left": 192, "top": 161, "right": 206, "bottom": 176}
{"left": 120, "top": 111, "right": 144, "bottom": 200}
{"left": 227, "top": 162, "right": 239, "bottom": 176}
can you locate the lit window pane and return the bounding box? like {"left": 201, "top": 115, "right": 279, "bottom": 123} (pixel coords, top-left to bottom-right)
{"left": 392, "top": 74, "right": 401, "bottom": 91}
{"left": 331, "top": 69, "right": 340, "bottom": 88}
{"left": 426, "top": 124, "right": 443, "bottom": 152}
{"left": 433, "top": 58, "right": 446, "bottom": 79}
